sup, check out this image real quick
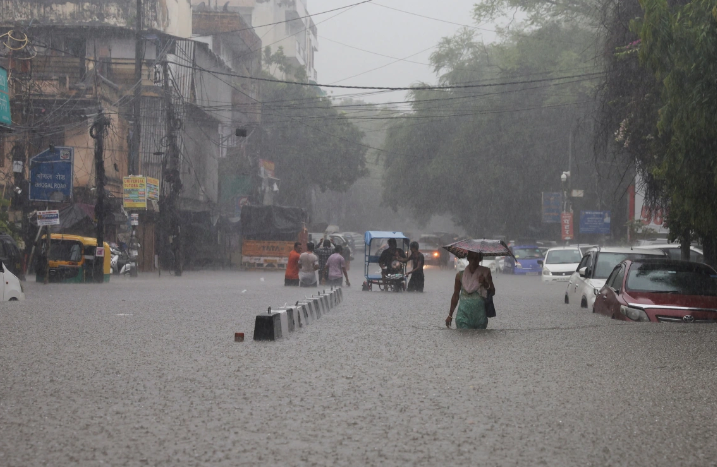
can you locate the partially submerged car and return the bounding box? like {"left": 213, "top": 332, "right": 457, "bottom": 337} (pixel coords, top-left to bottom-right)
{"left": 594, "top": 259, "right": 717, "bottom": 323}
{"left": 565, "top": 247, "right": 666, "bottom": 310}
{"left": 504, "top": 245, "right": 543, "bottom": 275}
{"left": 1, "top": 261, "right": 25, "bottom": 301}
{"left": 541, "top": 246, "right": 582, "bottom": 282}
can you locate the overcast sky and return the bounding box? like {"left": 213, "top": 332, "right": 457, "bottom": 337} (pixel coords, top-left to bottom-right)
{"left": 308, "top": 0, "right": 497, "bottom": 103}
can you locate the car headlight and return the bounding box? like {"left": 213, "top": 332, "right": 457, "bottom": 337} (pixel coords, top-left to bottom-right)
{"left": 620, "top": 305, "right": 650, "bottom": 322}
{"left": 516, "top": 263, "right": 522, "bottom": 269}
{"left": 542, "top": 269, "right": 551, "bottom": 276}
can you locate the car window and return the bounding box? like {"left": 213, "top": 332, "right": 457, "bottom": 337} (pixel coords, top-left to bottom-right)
{"left": 605, "top": 266, "right": 621, "bottom": 288}
{"left": 613, "top": 267, "right": 626, "bottom": 291}
{"left": 666, "top": 249, "right": 682, "bottom": 260}
{"left": 593, "top": 253, "right": 662, "bottom": 279}
{"left": 546, "top": 250, "right": 582, "bottom": 264}
{"left": 626, "top": 262, "right": 717, "bottom": 295}
{"left": 513, "top": 248, "right": 543, "bottom": 259}
{"left": 577, "top": 254, "right": 590, "bottom": 271}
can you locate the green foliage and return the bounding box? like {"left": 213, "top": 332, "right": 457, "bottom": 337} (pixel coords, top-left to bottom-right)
{"left": 0, "top": 198, "right": 19, "bottom": 240}
{"left": 381, "top": 22, "right": 600, "bottom": 237}
{"left": 636, "top": 0, "right": 717, "bottom": 250}
{"left": 473, "top": 0, "right": 602, "bottom": 26}
{"left": 253, "top": 58, "right": 368, "bottom": 209}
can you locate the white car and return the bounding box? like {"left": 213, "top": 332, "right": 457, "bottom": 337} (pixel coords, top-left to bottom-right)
{"left": 1, "top": 261, "right": 25, "bottom": 301}
{"left": 455, "top": 257, "right": 497, "bottom": 273}
{"left": 565, "top": 247, "right": 665, "bottom": 310}
{"left": 541, "top": 247, "right": 582, "bottom": 282}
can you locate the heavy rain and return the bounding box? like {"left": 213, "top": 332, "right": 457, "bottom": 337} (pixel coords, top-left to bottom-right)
{"left": 2, "top": 0, "right": 717, "bottom": 464}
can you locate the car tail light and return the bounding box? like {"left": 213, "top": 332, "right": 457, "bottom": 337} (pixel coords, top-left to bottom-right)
{"left": 433, "top": 251, "right": 439, "bottom": 257}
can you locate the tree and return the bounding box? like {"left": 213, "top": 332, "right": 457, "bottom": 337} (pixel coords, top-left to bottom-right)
{"left": 636, "top": 0, "right": 717, "bottom": 265}
{"left": 253, "top": 49, "right": 368, "bottom": 211}
{"left": 381, "top": 22, "right": 609, "bottom": 238}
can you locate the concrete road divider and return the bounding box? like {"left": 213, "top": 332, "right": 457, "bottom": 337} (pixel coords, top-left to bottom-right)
{"left": 253, "top": 287, "right": 343, "bottom": 341}
{"left": 253, "top": 307, "right": 282, "bottom": 341}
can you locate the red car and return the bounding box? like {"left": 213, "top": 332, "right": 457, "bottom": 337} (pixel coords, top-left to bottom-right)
{"left": 594, "top": 259, "right": 717, "bottom": 323}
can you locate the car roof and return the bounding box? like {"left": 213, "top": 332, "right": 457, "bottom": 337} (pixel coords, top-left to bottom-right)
{"left": 592, "top": 247, "right": 666, "bottom": 255}
{"left": 513, "top": 245, "right": 539, "bottom": 249}
{"left": 624, "top": 258, "right": 716, "bottom": 271}
{"left": 633, "top": 244, "right": 704, "bottom": 253}
{"left": 546, "top": 246, "right": 581, "bottom": 252}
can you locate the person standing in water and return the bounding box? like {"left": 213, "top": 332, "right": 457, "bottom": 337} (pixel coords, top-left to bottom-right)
{"left": 396, "top": 241, "right": 425, "bottom": 292}
{"left": 446, "top": 251, "right": 495, "bottom": 329}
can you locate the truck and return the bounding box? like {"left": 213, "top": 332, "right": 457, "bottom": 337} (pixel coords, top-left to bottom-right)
{"left": 240, "top": 205, "right": 306, "bottom": 269}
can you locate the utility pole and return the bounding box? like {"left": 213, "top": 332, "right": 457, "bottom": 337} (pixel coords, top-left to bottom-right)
{"left": 130, "top": 0, "right": 143, "bottom": 175}
{"left": 90, "top": 111, "right": 110, "bottom": 283}
{"left": 162, "top": 57, "right": 183, "bottom": 276}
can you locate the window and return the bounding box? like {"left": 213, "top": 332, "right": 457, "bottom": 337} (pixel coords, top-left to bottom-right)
{"left": 626, "top": 262, "right": 717, "bottom": 296}
{"left": 593, "top": 253, "right": 661, "bottom": 279}
{"left": 605, "top": 266, "right": 621, "bottom": 289}
{"left": 577, "top": 254, "right": 590, "bottom": 271}
{"left": 546, "top": 249, "right": 582, "bottom": 264}
{"left": 612, "top": 267, "right": 626, "bottom": 291}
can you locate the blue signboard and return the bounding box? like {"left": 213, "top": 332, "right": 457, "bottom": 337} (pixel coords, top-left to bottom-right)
{"left": 29, "top": 147, "right": 74, "bottom": 202}
{"left": 580, "top": 211, "right": 611, "bottom": 234}
{"left": 542, "top": 192, "right": 562, "bottom": 223}
{"left": 0, "top": 67, "right": 11, "bottom": 126}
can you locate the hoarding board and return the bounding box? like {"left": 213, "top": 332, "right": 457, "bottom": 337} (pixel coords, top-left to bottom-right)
{"left": 29, "top": 147, "right": 74, "bottom": 202}
{"left": 561, "top": 212, "right": 574, "bottom": 240}
{"left": 242, "top": 240, "right": 294, "bottom": 258}
{"left": 0, "top": 67, "right": 10, "bottom": 126}
{"left": 542, "top": 192, "right": 562, "bottom": 223}
{"left": 146, "top": 177, "right": 160, "bottom": 201}
{"left": 580, "top": 211, "right": 611, "bottom": 234}
{"left": 123, "top": 176, "right": 148, "bottom": 209}
{"left": 36, "top": 210, "right": 60, "bottom": 226}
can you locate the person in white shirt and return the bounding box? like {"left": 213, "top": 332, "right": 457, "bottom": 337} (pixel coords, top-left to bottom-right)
{"left": 299, "top": 242, "right": 320, "bottom": 287}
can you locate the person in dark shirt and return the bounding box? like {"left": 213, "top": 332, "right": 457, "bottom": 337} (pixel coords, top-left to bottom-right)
{"left": 379, "top": 238, "right": 406, "bottom": 277}
{"left": 315, "top": 239, "right": 334, "bottom": 285}
{"left": 397, "top": 241, "right": 425, "bottom": 292}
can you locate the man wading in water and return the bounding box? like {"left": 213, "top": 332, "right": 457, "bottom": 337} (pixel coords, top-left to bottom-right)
{"left": 395, "top": 241, "right": 425, "bottom": 292}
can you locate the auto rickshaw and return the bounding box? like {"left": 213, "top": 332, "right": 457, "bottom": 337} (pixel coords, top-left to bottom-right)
{"left": 35, "top": 234, "right": 111, "bottom": 283}
{"left": 362, "top": 231, "right": 410, "bottom": 292}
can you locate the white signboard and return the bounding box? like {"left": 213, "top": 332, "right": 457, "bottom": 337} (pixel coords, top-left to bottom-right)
{"left": 37, "top": 210, "right": 60, "bottom": 226}
{"left": 95, "top": 247, "right": 105, "bottom": 257}
{"left": 130, "top": 213, "right": 139, "bottom": 226}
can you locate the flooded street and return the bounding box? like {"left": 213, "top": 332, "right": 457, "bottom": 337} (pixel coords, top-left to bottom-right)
{"left": 2, "top": 268, "right": 716, "bottom": 466}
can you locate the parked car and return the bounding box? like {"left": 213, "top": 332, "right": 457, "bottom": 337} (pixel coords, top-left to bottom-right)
{"left": 0, "top": 233, "right": 24, "bottom": 279}
{"left": 454, "top": 256, "right": 498, "bottom": 273}
{"left": 504, "top": 245, "right": 543, "bottom": 275}
{"left": 565, "top": 247, "right": 666, "bottom": 311}
{"left": 1, "top": 261, "right": 25, "bottom": 301}
{"left": 541, "top": 247, "right": 582, "bottom": 283}
{"left": 634, "top": 243, "right": 704, "bottom": 262}
{"left": 594, "top": 259, "right": 717, "bottom": 322}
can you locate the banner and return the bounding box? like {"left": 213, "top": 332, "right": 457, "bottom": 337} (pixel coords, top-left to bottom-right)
{"left": 561, "top": 212, "right": 574, "bottom": 240}
{"left": 242, "top": 240, "right": 294, "bottom": 257}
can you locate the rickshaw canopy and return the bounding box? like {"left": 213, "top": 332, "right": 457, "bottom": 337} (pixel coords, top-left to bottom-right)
{"left": 364, "top": 231, "right": 409, "bottom": 245}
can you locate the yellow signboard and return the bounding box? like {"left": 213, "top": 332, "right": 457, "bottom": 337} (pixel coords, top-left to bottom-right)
{"left": 123, "top": 176, "right": 148, "bottom": 209}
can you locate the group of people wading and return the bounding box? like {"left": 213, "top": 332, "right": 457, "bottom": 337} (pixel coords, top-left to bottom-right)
{"left": 285, "top": 237, "right": 497, "bottom": 331}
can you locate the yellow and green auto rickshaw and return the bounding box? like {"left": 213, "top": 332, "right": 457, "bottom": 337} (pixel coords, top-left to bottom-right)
{"left": 35, "top": 234, "right": 111, "bottom": 283}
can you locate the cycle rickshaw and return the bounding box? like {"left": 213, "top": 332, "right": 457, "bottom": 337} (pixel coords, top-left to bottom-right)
{"left": 361, "top": 231, "right": 410, "bottom": 292}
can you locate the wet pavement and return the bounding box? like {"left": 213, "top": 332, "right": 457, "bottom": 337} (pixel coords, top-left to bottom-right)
{"left": 2, "top": 265, "right": 717, "bottom": 466}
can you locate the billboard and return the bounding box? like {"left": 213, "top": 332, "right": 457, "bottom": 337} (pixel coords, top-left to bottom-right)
{"left": 542, "top": 192, "right": 562, "bottom": 223}
{"left": 29, "top": 147, "right": 74, "bottom": 202}
{"left": 0, "top": 67, "right": 10, "bottom": 126}
{"left": 580, "top": 211, "right": 611, "bottom": 234}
